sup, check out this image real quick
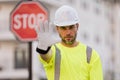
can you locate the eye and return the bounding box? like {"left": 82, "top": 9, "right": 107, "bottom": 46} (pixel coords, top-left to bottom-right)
{"left": 60, "top": 27, "right": 66, "bottom": 30}
{"left": 69, "top": 25, "right": 75, "bottom": 29}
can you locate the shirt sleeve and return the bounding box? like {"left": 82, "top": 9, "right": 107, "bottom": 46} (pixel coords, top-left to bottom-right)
{"left": 89, "top": 49, "right": 103, "bottom": 80}
{"left": 38, "top": 45, "right": 56, "bottom": 68}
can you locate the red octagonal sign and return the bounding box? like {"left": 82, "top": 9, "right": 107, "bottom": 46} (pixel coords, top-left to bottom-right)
{"left": 10, "top": 1, "right": 48, "bottom": 41}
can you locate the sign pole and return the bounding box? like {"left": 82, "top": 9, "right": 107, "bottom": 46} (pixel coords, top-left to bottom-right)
{"left": 28, "top": 42, "right": 32, "bottom": 80}
{"left": 10, "top": 0, "right": 48, "bottom": 79}
{"left": 28, "top": 0, "right": 32, "bottom": 80}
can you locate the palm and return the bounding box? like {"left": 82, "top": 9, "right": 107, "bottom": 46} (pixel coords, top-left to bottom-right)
{"left": 35, "top": 21, "right": 60, "bottom": 50}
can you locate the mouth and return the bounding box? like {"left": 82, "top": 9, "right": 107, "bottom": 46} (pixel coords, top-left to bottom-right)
{"left": 62, "top": 36, "right": 75, "bottom": 45}
{"left": 65, "top": 37, "right": 73, "bottom": 41}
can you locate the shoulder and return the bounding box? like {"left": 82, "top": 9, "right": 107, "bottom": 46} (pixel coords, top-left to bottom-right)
{"left": 51, "top": 42, "right": 61, "bottom": 50}
{"left": 78, "top": 42, "right": 90, "bottom": 51}
{"left": 79, "top": 42, "right": 101, "bottom": 63}
{"left": 90, "top": 47, "right": 101, "bottom": 64}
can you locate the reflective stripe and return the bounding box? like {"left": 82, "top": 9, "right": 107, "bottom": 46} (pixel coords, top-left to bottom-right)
{"left": 86, "top": 46, "right": 92, "bottom": 63}
{"left": 54, "top": 45, "right": 61, "bottom": 80}
{"left": 54, "top": 45, "right": 92, "bottom": 80}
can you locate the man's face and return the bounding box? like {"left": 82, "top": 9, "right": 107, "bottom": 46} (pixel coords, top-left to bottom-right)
{"left": 56, "top": 23, "right": 79, "bottom": 45}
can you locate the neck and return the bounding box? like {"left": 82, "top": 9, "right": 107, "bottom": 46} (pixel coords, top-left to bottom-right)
{"left": 61, "top": 41, "right": 79, "bottom": 47}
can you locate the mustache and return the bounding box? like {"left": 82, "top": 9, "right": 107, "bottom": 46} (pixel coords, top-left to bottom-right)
{"left": 64, "top": 35, "right": 73, "bottom": 38}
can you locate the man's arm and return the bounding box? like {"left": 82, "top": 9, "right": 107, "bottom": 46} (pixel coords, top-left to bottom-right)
{"left": 89, "top": 50, "right": 103, "bottom": 80}
{"left": 35, "top": 21, "right": 57, "bottom": 63}
{"left": 36, "top": 47, "right": 52, "bottom": 63}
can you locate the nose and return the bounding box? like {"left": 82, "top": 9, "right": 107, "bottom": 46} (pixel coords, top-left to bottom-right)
{"left": 66, "top": 29, "right": 71, "bottom": 35}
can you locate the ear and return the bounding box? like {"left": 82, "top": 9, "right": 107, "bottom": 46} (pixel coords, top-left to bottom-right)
{"left": 76, "top": 23, "right": 79, "bottom": 29}
{"left": 55, "top": 26, "right": 59, "bottom": 33}
{"left": 56, "top": 26, "right": 58, "bottom": 30}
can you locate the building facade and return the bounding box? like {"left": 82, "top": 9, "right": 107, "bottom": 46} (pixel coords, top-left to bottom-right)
{"left": 0, "top": 0, "right": 120, "bottom": 80}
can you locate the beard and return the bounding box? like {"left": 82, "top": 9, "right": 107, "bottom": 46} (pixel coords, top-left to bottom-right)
{"left": 60, "top": 33, "right": 77, "bottom": 45}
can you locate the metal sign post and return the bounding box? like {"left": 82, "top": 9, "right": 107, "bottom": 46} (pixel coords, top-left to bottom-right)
{"left": 10, "top": 0, "right": 48, "bottom": 80}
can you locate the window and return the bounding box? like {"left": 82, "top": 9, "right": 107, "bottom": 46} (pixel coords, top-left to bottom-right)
{"left": 40, "top": 78, "right": 47, "bottom": 80}
{"left": 95, "top": 35, "right": 100, "bottom": 44}
{"left": 95, "top": 0, "right": 101, "bottom": 3}
{"left": 0, "top": 66, "right": 2, "bottom": 71}
{"left": 69, "top": 0, "right": 74, "bottom": 4}
{"left": 14, "top": 47, "right": 28, "bottom": 69}
{"left": 82, "top": 32, "right": 89, "bottom": 41}
{"left": 94, "top": 7, "right": 101, "bottom": 15}
{"left": 0, "top": 79, "right": 28, "bottom": 80}
{"left": 81, "top": 1, "right": 89, "bottom": 10}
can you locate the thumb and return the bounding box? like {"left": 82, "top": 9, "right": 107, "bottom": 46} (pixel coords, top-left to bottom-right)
{"left": 44, "top": 20, "right": 49, "bottom": 32}
{"left": 34, "top": 25, "right": 40, "bottom": 34}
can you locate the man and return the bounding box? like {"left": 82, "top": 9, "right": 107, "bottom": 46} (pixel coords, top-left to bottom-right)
{"left": 36, "top": 5, "right": 103, "bottom": 80}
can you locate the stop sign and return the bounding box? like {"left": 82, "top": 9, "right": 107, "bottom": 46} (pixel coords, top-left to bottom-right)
{"left": 10, "top": 1, "right": 48, "bottom": 41}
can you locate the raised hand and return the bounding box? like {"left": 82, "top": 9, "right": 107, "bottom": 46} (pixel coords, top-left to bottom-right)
{"left": 35, "top": 20, "right": 60, "bottom": 50}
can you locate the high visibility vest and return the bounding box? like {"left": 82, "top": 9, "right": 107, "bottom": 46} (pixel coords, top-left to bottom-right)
{"left": 54, "top": 45, "right": 92, "bottom": 80}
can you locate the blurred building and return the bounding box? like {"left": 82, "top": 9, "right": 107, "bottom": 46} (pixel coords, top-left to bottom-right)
{"left": 0, "top": 0, "right": 120, "bottom": 80}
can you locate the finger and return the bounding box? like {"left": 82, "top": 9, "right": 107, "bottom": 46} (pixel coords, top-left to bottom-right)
{"left": 39, "top": 21, "right": 44, "bottom": 33}
{"left": 49, "top": 22, "right": 55, "bottom": 33}
{"left": 51, "top": 22, "right": 57, "bottom": 33}
{"left": 44, "top": 20, "right": 49, "bottom": 32}
{"left": 34, "top": 25, "right": 40, "bottom": 34}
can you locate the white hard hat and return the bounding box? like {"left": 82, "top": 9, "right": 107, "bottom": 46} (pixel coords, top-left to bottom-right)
{"left": 54, "top": 5, "right": 79, "bottom": 26}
